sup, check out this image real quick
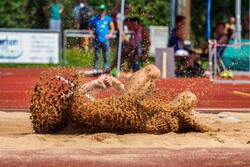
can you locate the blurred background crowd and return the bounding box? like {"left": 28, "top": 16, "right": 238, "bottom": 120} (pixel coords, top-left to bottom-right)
{"left": 1, "top": 0, "right": 249, "bottom": 48}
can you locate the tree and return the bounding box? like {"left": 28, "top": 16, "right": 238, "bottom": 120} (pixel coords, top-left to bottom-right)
{"left": 127, "top": 0, "right": 170, "bottom": 26}
{"left": 26, "top": 0, "right": 48, "bottom": 29}
{"left": 4, "top": 0, "right": 249, "bottom": 48}
{"left": 0, "top": 0, "right": 30, "bottom": 28}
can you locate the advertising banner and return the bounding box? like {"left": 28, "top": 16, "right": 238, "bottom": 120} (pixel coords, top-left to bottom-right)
{"left": 0, "top": 30, "right": 60, "bottom": 64}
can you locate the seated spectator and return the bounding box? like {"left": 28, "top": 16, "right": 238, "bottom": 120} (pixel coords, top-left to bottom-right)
{"left": 168, "top": 15, "right": 203, "bottom": 77}
{"left": 225, "top": 16, "right": 235, "bottom": 41}
{"left": 109, "top": 17, "right": 151, "bottom": 73}
{"left": 214, "top": 22, "right": 228, "bottom": 57}
{"left": 202, "top": 22, "right": 228, "bottom": 58}
{"left": 200, "top": 22, "right": 229, "bottom": 74}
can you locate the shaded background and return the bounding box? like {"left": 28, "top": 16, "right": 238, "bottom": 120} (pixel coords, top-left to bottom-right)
{"left": 0, "top": 0, "right": 249, "bottom": 48}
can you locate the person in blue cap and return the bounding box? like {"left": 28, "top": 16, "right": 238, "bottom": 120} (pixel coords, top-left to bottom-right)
{"left": 88, "top": 4, "right": 115, "bottom": 75}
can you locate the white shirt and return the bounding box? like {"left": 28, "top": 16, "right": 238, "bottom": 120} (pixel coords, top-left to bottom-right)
{"left": 116, "top": 13, "right": 128, "bottom": 33}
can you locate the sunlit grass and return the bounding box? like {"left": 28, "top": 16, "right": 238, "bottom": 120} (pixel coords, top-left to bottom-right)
{"left": 0, "top": 47, "right": 155, "bottom": 68}
{"left": 65, "top": 47, "right": 116, "bottom": 68}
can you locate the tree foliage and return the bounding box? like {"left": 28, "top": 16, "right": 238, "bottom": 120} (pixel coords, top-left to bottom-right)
{"left": 0, "top": 0, "right": 30, "bottom": 28}
{"left": 127, "top": 0, "right": 170, "bottom": 26}
{"left": 0, "top": 0, "right": 170, "bottom": 29}
{"left": 0, "top": 0, "right": 248, "bottom": 47}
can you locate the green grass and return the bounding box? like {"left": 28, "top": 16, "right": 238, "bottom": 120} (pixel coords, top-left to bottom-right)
{"left": 65, "top": 48, "right": 116, "bottom": 68}
{"left": 0, "top": 48, "right": 116, "bottom": 68}
{"left": 0, "top": 47, "right": 155, "bottom": 68}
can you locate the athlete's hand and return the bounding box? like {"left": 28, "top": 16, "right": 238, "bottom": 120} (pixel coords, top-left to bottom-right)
{"left": 97, "top": 74, "right": 113, "bottom": 89}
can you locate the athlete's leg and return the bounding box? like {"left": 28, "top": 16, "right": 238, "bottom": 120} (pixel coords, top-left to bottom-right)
{"left": 163, "top": 90, "right": 211, "bottom": 132}
{"left": 164, "top": 90, "right": 198, "bottom": 113}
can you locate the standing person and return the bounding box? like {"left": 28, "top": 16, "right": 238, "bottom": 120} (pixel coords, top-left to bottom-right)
{"left": 88, "top": 4, "right": 114, "bottom": 74}
{"left": 115, "top": 3, "right": 131, "bottom": 43}
{"left": 108, "top": 3, "right": 132, "bottom": 73}
{"left": 43, "top": 0, "right": 64, "bottom": 31}
{"left": 72, "top": 0, "right": 84, "bottom": 29}
{"left": 72, "top": 0, "right": 84, "bottom": 48}
{"left": 110, "top": 2, "right": 121, "bottom": 33}
{"left": 76, "top": 0, "right": 94, "bottom": 50}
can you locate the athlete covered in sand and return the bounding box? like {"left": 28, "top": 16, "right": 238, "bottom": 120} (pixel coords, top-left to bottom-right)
{"left": 30, "top": 64, "right": 211, "bottom": 133}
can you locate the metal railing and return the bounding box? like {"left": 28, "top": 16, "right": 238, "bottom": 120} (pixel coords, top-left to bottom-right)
{"left": 208, "top": 40, "right": 250, "bottom": 84}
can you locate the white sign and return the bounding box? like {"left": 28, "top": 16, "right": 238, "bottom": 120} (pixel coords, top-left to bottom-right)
{"left": 0, "top": 31, "right": 59, "bottom": 64}
{"left": 149, "top": 26, "right": 169, "bottom": 56}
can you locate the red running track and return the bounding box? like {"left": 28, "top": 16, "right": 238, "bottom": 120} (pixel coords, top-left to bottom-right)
{"left": 0, "top": 67, "right": 250, "bottom": 112}
{"left": 0, "top": 148, "right": 250, "bottom": 167}
{"left": 1, "top": 68, "right": 250, "bottom": 166}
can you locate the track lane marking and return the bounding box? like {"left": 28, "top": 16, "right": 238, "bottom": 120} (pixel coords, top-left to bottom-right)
{"left": 233, "top": 91, "right": 250, "bottom": 97}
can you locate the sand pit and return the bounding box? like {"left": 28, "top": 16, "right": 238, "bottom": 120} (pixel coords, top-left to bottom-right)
{"left": 0, "top": 111, "right": 249, "bottom": 150}
{"left": 8, "top": 66, "right": 250, "bottom": 150}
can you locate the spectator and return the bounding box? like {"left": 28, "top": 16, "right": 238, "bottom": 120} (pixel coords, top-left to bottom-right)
{"left": 108, "top": 3, "right": 131, "bottom": 73}
{"left": 215, "top": 22, "right": 228, "bottom": 45}
{"left": 110, "top": 2, "right": 121, "bottom": 33}
{"left": 168, "top": 15, "right": 202, "bottom": 77}
{"left": 77, "top": 0, "right": 94, "bottom": 50}
{"left": 125, "top": 17, "right": 151, "bottom": 72}
{"left": 72, "top": 0, "right": 83, "bottom": 49}
{"left": 243, "top": 10, "right": 250, "bottom": 37}
{"left": 202, "top": 22, "right": 228, "bottom": 59}
{"left": 43, "top": 0, "right": 64, "bottom": 31}
{"left": 115, "top": 3, "right": 131, "bottom": 43}
{"left": 72, "top": 0, "right": 83, "bottom": 29}
{"left": 109, "top": 17, "right": 150, "bottom": 73}
{"left": 225, "top": 16, "right": 235, "bottom": 40}
{"left": 88, "top": 4, "right": 114, "bottom": 74}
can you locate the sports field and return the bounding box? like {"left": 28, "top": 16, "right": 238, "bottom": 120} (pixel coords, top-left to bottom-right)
{"left": 0, "top": 67, "right": 250, "bottom": 166}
